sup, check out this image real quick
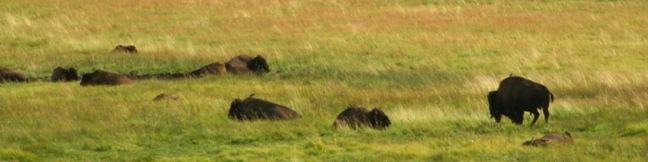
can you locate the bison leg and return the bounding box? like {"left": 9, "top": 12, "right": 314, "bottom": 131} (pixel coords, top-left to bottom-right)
{"left": 530, "top": 110, "right": 540, "bottom": 126}
{"left": 542, "top": 105, "right": 550, "bottom": 123}
{"left": 510, "top": 111, "right": 524, "bottom": 125}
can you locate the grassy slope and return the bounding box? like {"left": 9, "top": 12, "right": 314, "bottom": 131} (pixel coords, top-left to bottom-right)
{"left": 1, "top": 0, "right": 647, "bottom": 161}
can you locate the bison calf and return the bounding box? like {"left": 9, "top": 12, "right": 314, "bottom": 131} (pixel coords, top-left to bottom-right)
{"left": 0, "top": 68, "right": 27, "bottom": 83}
{"left": 225, "top": 55, "right": 270, "bottom": 74}
{"left": 51, "top": 67, "right": 79, "bottom": 82}
{"left": 112, "top": 44, "right": 138, "bottom": 54}
{"left": 523, "top": 132, "right": 572, "bottom": 147}
{"left": 80, "top": 70, "right": 132, "bottom": 86}
{"left": 333, "top": 106, "right": 391, "bottom": 130}
{"left": 228, "top": 95, "right": 300, "bottom": 121}
{"left": 487, "top": 75, "right": 554, "bottom": 125}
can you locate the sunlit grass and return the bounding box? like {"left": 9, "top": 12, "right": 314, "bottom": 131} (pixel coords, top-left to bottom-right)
{"left": 0, "top": 0, "right": 647, "bottom": 161}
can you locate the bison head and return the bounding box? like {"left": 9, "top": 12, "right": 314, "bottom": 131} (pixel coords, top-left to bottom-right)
{"left": 247, "top": 55, "right": 270, "bottom": 73}
{"left": 67, "top": 68, "right": 79, "bottom": 80}
{"left": 228, "top": 99, "right": 244, "bottom": 120}
{"left": 487, "top": 91, "right": 503, "bottom": 122}
{"left": 80, "top": 73, "right": 93, "bottom": 86}
{"left": 369, "top": 108, "right": 391, "bottom": 129}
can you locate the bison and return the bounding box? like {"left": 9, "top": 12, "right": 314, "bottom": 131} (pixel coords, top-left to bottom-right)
{"left": 225, "top": 55, "right": 270, "bottom": 74}
{"left": 51, "top": 67, "right": 79, "bottom": 82}
{"left": 128, "top": 62, "right": 227, "bottom": 80}
{"left": 487, "top": 75, "right": 554, "bottom": 125}
{"left": 333, "top": 106, "right": 391, "bottom": 130}
{"left": 80, "top": 70, "right": 132, "bottom": 86}
{"left": 0, "top": 68, "right": 27, "bottom": 83}
{"left": 127, "top": 71, "right": 189, "bottom": 80}
{"left": 523, "top": 132, "right": 572, "bottom": 146}
{"left": 190, "top": 62, "right": 227, "bottom": 77}
{"left": 154, "top": 93, "right": 180, "bottom": 101}
{"left": 112, "top": 44, "right": 138, "bottom": 53}
{"left": 228, "top": 95, "right": 300, "bottom": 121}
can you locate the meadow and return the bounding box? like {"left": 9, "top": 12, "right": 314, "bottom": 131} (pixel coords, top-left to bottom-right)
{"left": 0, "top": 0, "right": 647, "bottom": 161}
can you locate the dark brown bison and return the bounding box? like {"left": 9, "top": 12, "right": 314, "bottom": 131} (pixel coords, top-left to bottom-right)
{"left": 190, "top": 62, "right": 227, "bottom": 77}
{"left": 228, "top": 95, "right": 300, "bottom": 121}
{"left": 126, "top": 70, "right": 189, "bottom": 80}
{"left": 0, "top": 68, "right": 27, "bottom": 83}
{"left": 225, "top": 55, "right": 270, "bottom": 74}
{"left": 128, "top": 62, "right": 227, "bottom": 80}
{"left": 333, "top": 106, "right": 391, "bottom": 130}
{"left": 153, "top": 93, "right": 180, "bottom": 101}
{"left": 136, "top": 73, "right": 189, "bottom": 80}
{"left": 523, "top": 132, "right": 572, "bottom": 146}
{"left": 80, "top": 70, "right": 132, "bottom": 86}
{"left": 488, "top": 75, "right": 554, "bottom": 125}
{"left": 112, "top": 45, "right": 138, "bottom": 53}
{"left": 51, "top": 67, "right": 79, "bottom": 82}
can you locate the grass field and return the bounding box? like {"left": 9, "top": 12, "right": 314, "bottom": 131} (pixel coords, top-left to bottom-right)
{"left": 1, "top": 0, "right": 647, "bottom": 161}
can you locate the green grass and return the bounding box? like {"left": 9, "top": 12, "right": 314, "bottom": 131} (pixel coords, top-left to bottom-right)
{"left": 1, "top": 0, "right": 647, "bottom": 161}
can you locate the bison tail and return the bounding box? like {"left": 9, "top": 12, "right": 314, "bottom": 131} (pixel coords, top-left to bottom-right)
{"left": 549, "top": 92, "right": 555, "bottom": 102}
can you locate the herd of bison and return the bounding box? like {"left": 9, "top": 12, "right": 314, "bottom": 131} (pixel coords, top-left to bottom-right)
{"left": 0, "top": 45, "right": 573, "bottom": 146}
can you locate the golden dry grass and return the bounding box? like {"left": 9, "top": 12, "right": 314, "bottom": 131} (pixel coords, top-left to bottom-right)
{"left": 0, "top": 0, "right": 647, "bottom": 161}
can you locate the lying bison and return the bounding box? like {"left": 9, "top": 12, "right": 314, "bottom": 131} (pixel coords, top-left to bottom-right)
{"left": 112, "top": 44, "right": 138, "bottom": 53}
{"left": 0, "top": 68, "right": 27, "bottom": 83}
{"left": 488, "top": 75, "right": 554, "bottom": 125}
{"left": 154, "top": 93, "right": 180, "bottom": 101}
{"left": 51, "top": 67, "right": 79, "bottom": 82}
{"left": 523, "top": 132, "right": 572, "bottom": 147}
{"left": 228, "top": 95, "right": 300, "bottom": 121}
{"left": 225, "top": 55, "right": 270, "bottom": 74}
{"left": 190, "top": 62, "right": 227, "bottom": 77}
{"left": 333, "top": 106, "right": 391, "bottom": 130}
{"left": 80, "top": 70, "right": 132, "bottom": 86}
{"left": 137, "top": 72, "right": 189, "bottom": 80}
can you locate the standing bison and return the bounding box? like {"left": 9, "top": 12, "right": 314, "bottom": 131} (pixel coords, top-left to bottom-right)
{"left": 51, "top": 67, "right": 79, "bottom": 82}
{"left": 0, "top": 68, "right": 27, "bottom": 83}
{"left": 80, "top": 70, "right": 132, "bottom": 86}
{"left": 228, "top": 95, "right": 300, "bottom": 121}
{"left": 333, "top": 106, "right": 391, "bottom": 130}
{"left": 225, "top": 55, "right": 270, "bottom": 74}
{"left": 487, "top": 75, "right": 554, "bottom": 125}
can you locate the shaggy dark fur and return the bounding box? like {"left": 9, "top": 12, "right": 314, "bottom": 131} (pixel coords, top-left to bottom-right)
{"left": 136, "top": 73, "right": 189, "bottom": 80}
{"left": 51, "top": 67, "right": 79, "bottom": 82}
{"left": 128, "top": 62, "right": 226, "bottom": 80}
{"left": 523, "top": 132, "right": 572, "bottom": 146}
{"left": 190, "top": 62, "right": 227, "bottom": 77}
{"left": 225, "top": 55, "right": 270, "bottom": 74}
{"left": 0, "top": 68, "right": 27, "bottom": 83}
{"left": 80, "top": 70, "right": 132, "bottom": 86}
{"left": 487, "top": 76, "right": 554, "bottom": 125}
{"left": 112, "top": 45, "right": 138, "bottom": 53}
{"left": 228, "top": 95, "right": 300, "bottom": 121}
{"left": 333, "top": 106, "right": 391, "bottom": 129}
{"left": 153, "top": 93, "right": 180, "bottom": 101}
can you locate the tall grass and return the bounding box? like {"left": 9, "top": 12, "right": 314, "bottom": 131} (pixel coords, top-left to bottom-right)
{"left": 0, "top": 0, "right": 647, "bottom": 161}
